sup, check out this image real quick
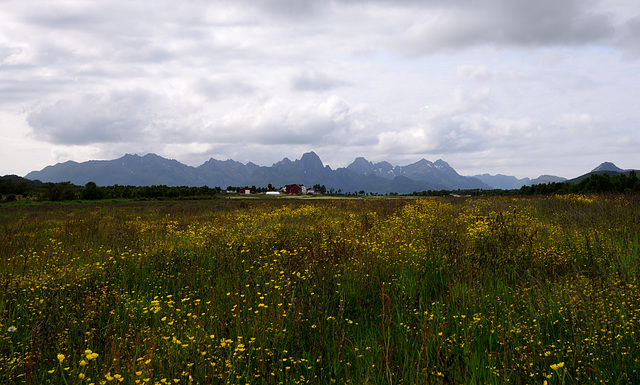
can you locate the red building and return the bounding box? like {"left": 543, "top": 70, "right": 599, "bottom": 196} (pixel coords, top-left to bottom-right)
{"left": 239, "top": 187, "right": 253, "bottom": 194}
{"left": 284, "top": 184, "right": 303, "bottom": 194}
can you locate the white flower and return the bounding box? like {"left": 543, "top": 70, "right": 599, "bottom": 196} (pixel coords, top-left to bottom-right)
{"left": 8, "top": 326, "right": 17, "bottom": 332}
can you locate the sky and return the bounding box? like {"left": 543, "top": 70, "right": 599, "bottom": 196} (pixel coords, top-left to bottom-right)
{"left": 1, "top": 0, "right": 639, "bottom": 179}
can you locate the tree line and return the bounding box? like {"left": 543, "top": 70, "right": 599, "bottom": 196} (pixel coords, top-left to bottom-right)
{"left": 1, "top": 171, "right": 639, "bottom": 203}
{"left": 0, "top": 177, "right": 330, "bottom": 202}
{"left": 0, "top": 177, "right": 224, "bottom": 202}
{"left": 517, "top": 171, "right": 640, "bottom": 195}
{"left": 409, "top": 171, "right": 640, "bottom": 197}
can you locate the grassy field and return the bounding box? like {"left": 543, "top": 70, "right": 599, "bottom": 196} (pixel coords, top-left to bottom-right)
{"left": 1, "top": 195, "right": 639, "bottom": 384}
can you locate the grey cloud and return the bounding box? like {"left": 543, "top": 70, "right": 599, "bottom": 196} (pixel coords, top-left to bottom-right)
{"left": 290, "top": 71, "right": 350, "bottom": 91}
{"left": 27, "top": 89, "right": 188, "bottom": 145}
{"left": 616, "top": 15, "right": 640, "bottom": 57}
{"left": 233, "top": 0, "right": 328, "bottom": 18}
{"left": 0, "top": 45, "right": 19, "bottom": 63}
{"left": 396, "top": 0, "right": 615, "bottom": 55}
{"left": 0, "top": 77, "right": 71, "bottom": 104}
{"left": 195, "top": 78, "right": 256, "bottom": 99}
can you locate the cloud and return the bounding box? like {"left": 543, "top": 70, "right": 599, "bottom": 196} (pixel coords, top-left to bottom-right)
{"left": 1, "top": 0, "right": 640, "bottom": 178}
{"left": 457, "top": 65, "right": 523, "bottom": 81}
{"left": 394, "top": 0, "right": 615, "bottom": 55}
{"left": 195, "top": 78, "right": 256, "bottom": 100}
{"left": 375, "top": 88, "right": 587, "bottom": 160}
{"left": 216, "top": 95, "right": 378, "bottom": 147}
{"left": 616, "top": 15, "right": 640, "bottom": 57}
{"left": 27, "top": 89, "right": 197, "bottom": 145}
{"left": 290, "top": 71, "right": 350, "bottom": 92}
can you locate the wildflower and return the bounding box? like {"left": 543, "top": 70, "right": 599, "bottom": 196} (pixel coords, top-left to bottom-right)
{"left": 87, "top": 352, "right": 99, "bottom": 360}
{"left": 550, "top": 362, "right": 565, "bottom": 371}
{"left": 57, "top": 353, "right": 65, "bottom": 364}
{"left": 79, "top": 373, "right": 86, "bottom": 379}
{"left": 7, "top": 326, "right": 17, "bottom": 332}
{"left": 80, "top": 360, "right": 88, "bottom": 366}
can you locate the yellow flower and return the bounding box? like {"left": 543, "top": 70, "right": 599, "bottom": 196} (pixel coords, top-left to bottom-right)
{"left": 87, "top": 352, "right": 99, "bottom": 360}
{"left": 80, "top": 360, "right": 88, "bottom": 366}
{"left": 57, "top": 353, "right": 65, "bottom": 363}
{"left": 79, "top": 373, "right": 86, "bottom": 379}
{"left": 48, "top": 368, "right": 56, "bottom": 374}
{"left": 550, "top": 362, "right": 565, "bottom": 371}
{"left": 105, "top": 372, "right": 114, "bottom": 381}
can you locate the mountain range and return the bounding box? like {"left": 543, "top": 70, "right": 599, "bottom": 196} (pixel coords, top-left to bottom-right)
{"left": 25, "top": 152, "right": 493, "bottom": 194}
{"left": 23, "top": 152, "right": 629, "bottom": 194}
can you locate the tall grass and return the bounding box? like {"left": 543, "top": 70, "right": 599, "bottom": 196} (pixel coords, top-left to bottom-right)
{"left": 1, "top": 195, "right": 639, "bottom": 384}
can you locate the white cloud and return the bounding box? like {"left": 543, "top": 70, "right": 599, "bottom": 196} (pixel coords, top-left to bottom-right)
{"left": 215, "top": 95, "right": 378, "bottom": 147}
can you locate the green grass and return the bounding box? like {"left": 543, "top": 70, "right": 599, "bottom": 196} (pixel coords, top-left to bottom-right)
{"left": 1, "top": 195, "right": 639, "bottom": 384}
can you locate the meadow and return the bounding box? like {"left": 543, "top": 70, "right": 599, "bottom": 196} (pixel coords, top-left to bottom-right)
{"left": 1, "top": 195, "right": 639, "bottom": 384}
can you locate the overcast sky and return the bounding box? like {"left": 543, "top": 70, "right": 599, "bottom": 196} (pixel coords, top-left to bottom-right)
{"left": 1, "top": 0, "right": 639, "bottom": 179}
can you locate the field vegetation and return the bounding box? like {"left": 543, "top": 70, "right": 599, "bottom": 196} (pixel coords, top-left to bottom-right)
{"left": 1, "top": 195, "right": 639, "bottom": 384}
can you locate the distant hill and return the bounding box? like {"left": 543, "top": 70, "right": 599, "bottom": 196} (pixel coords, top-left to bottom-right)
{"left": 473, "top": 174, "right": 531, "bottom": 190}
{"left": 568, "top": 162, "right": 635, "bottom": 184}
{"left": 591, "top": 162, "right": 625, "bottom": 173}
{"left": 472, "top": 173, "right": 566, "bottom": 189}
{"left": 530, "top": 175, "right": 567, "bottom": 185}
{"left": 25, "top": 152, "right": 491, "bottom": 194}
{"left": 0, "top": 174, "right": 43, "bottom": 195}
{"left": 26, "top": 154, "right": 206, "bottom": 187}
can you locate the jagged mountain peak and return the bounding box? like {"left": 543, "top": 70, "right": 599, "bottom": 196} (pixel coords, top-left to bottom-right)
{"left": 274, "top": 157, "right": 292, "bottom": 166}
{"left": 351, "top": 156, "right": 371, "bottom": 165}
{"left": 346, "top": 157, "right": 374, "bottom": 173}
{"left": 300, "top": 151, "right": 324, "bottom": 171}
{"left": 414, "top": 158, "right": 433, "bottom": 165}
